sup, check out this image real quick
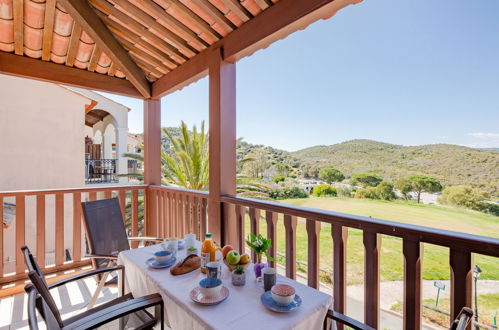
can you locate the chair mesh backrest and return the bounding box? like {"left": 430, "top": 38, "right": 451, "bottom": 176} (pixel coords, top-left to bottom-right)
{"left": 27, "top": 272, "right": 64, "bottom": 328}
{"left": 81, "top": 198, "right": 130, "bottom": 261}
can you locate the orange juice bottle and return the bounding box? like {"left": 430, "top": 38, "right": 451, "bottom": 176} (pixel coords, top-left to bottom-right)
{"left": 201, "top": 233, "right": 216, "bottom": 273}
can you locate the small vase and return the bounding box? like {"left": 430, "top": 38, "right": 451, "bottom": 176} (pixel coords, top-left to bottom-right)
{"left": 253, "top": 262, "right": 267, "bottom": 279}
{"left": 232, "top": 270, "right": 246, "bottom": 286}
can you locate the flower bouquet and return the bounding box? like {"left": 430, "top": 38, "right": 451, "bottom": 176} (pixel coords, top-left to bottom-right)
{"left": 246, "top": 233, "right": 274, "bottom": 279}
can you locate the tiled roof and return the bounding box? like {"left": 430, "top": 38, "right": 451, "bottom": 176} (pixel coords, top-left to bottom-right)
{"left": 0, "top": 0, "right": 275, "bottom": 83}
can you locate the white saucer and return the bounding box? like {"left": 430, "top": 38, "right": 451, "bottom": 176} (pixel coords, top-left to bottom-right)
{"left": 190, "top": 286, "right": 229, "bottom": 306}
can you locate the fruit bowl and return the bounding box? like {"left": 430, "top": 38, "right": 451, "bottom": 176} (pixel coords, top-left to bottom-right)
{"left": 223, "top": 258, "right": 251, "bottom": 272}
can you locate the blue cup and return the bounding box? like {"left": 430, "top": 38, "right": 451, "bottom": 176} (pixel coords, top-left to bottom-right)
{"left": 154, "top": 250, "right": 172, "bottom": 265}
{"left": 199, "top": 278, "right": 222, "bottom": 297}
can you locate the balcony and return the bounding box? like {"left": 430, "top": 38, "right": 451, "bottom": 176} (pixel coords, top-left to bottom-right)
{"left": 1, "top": 184, "right": 498, "bottom": 329}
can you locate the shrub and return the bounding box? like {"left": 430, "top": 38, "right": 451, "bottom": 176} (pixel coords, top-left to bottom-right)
{"left": 337, "top": 186, "right": 354, "bottom": 198}
{"left": 376, "top": 181, "right": 396, "bottom": 200}
{"left": 355, "top": 187, "right": 379, "bottom": 199}
{"left": 269, "top": 186, "right": 309, "bottom": 200}
{"left": 312, "top": 184, "right": 337, "bottom": 197}
{"left": 272, "top": 175, "right": 285, "bottom": 183}
{"left": 438, "top": 185, "right": 498, "bottom": 215}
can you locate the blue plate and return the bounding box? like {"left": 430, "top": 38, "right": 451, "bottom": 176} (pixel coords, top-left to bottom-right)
{"left": 260, "top": 291, "right": 302, "bottom": 313}
{"left": 146, "top": 256, "right": 176, "bottom": 269}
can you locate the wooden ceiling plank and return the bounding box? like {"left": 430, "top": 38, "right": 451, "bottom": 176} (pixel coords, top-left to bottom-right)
{"left": 130, "top": 54, "right": 163, "bottom": 79}
{"left": 112, "top": 0, "right": 197, "bottom": 57}
{"left": 58, "top": 0, "right": 151, "bottom": 98}
{"left": 97, "top": 11, "right": 178, "bottom": 69}
{"left": 13, "top": 0, "right": 23, "bottom": 55}
{"left": 87, "top": 45, "right": 102, "bottom": 72}
{"left": 86, "top": 111, "right": 106, "bottom": 120}
{"left": 220, "top": 0, "right": 252, "bottom": 22}
{"left": 190, "top": 0, "right": 236, "bottom": 32}
{"left": 131, "top": 0, "right": 209, "bottom": 49}
{"left": 42, "top": 0, "right": 57, "bottom": 61}
{"left": 115, "top": 34, "right": 170, "bottom": 74}
{"left": 90, "top": 0, "right": 187, "bottom": 64}
{"left": 0, "top": 51, "right": 142, "bottom": 98}
{"left": 107, "top": 62, "right": 117, "bottom": 76}
{"left": 66, "top": 23, "right": 83, "bottom": 66}
{"left": 252, "top": 0, "right": 272, "bottom": 10}
{"left": 161, "top": 0, "right": 221, "bottom": 40}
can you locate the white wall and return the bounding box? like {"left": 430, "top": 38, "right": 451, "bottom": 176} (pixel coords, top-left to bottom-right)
{"left": 0, "top": 74, "right": 89, "bottom": 274}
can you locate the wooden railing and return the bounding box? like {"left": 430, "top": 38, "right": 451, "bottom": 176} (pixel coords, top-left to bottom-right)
{"left": 147, "top": 185, "right": 208, "bottom": 240}
{"left": 0, "top": 185, "right": 146, "bottom": 285}
{"left": 220, "top": 195, "right": 499, "bottom": 329}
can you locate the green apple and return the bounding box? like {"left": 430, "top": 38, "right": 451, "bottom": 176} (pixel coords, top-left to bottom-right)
{"left": 226, "top": 250, "right": 241, "bottom": 265}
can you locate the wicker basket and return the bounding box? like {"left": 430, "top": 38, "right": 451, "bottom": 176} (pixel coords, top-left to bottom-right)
{"left": 223, "top": 258, "right": 251, "bottom": 272}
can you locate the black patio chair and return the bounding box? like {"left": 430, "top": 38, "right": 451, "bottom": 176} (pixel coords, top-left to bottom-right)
{"left": 22, "top": 246, "right": 164, "bottom": 330}
{"left": 81, "top": 197, "right": 163, "bottom": 308}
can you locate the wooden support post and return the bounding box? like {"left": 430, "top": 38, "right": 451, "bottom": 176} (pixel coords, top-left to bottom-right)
{"left": 449, "top": 249, "right": 472, "bottom": 328}
{"left": 265, "top": 211, "right": 278, "bottom": 268}
{"left": 363, "top": 231, "right": 381, "bottom": 328}
{"left": 208, "top": 47, "right": 236, "bottom": 246}
{"left": 306, "top": 219, "right": 321, "bottom": 289}
{"left": 284, "top": 215, "right": 297, "bottom": 279}
{"left": 403, "top": 239, "right": 422, "bottom": 330}
{"left": 144, "top": 99, "right": 161, "bottom": 236}
{"left": 332, "top": 225, "right": 348, "bottom": 330}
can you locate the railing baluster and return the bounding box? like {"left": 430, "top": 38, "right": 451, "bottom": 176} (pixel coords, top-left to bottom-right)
{"left": 118, "top": 190, "right": 126, "bottom": 221}
{"left": 201, "top": 198, "right": 207, "bottom": 239}
{"left": 235, "top": 205, "right": 246, "bottom": 252}
{"left": 158, "top": 190, "right": 165, "bottom": 238}
{"left": 185, "top": 195, "right": 192, "bottom": 234}
{"left": 403, "top": 239, "right": 422, "bottom": 330}
{"left": 265, "top": 211, "right": 277, "bottom": 268}
{"left": 104, "top": 190, "right": 112, "bottom": 199}
{"left": 72, "top": 192, "right": 82, "bottom": 262}
{"left": 55, "top": 193, "right": 64, "bottom": 266}
{"left": 0, "top": 196, "right": 3, "bottom": 277}
{"left": 284, "top": 214, "right": 297, "bottom": 279}
{"left": 363, "top": 231, "right": 381, "bottom": 328}
{"left": 89, "top": 191, "right": 97, "bottom": 201}
{"left": 332, "top": 224, "right": 348, "bottom": 330}
{"left": 306, "top": 219, "right": 321, "bottom": 289}
{"left": 177, "top": 194, "right": 184, "bottom": 237}
{"left": 249, "top": 208, "right": 260, "bottom": 261}
{"left": 449, "top": 249, "right": 472, "bottom": 326}
{"left": 131, "top": 189, "right": 139, "bottom": 248}
{"left": 172, "top": 193, "right": 178, "bottom": 238}
{"left": 193, "top": 197, "right": 200, "bottom": 239}
{"left": 36, "top": 195, "right": 46, "bottom": 267}
{"left": 15, "top": 195, "right": 25, "bottom": 274}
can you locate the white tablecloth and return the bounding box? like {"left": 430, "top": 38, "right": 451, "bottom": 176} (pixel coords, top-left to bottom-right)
{"left": 118, "top": 243, "right": 333, "bottom": 330}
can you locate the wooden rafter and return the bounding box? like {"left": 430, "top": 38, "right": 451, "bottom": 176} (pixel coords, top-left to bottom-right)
{"left": 220, "top": 0, "right": 252, "bottom": 22}
{"left": 58, "top": 0, "right": 151, "bottom": 98}
{"left": 111, "top": 0, "right": 198, "bottom": 57}
{"left": 253, "top": 0, "right": 272, "bottom": 10}
{"left": 161, "top": 0, "right": 221, "bottom": 40}
{"left": 13, "top": 0, "right": 23, "bottom": 55}
{"left": 66, "top": 23, "right": 83, "bottom": 66}
{"left": 114, "top": 34, "right": 170, "bottom": 74}
{"left": 107, "top": 62, "right": 118, "bottom": 76}
{"left": 130, "top": 0, "right": 209, "bottom": 49}
{"left": 42, "top": 0, "right": 57, "bottom": 61}
{"left": 96, "top": 11, "right": 178, "bottom": 70}
{"left": 0, "top": 51, "right": 142, "bottom": 97}
{"left": 87, "top": 45, "right": 102, "bottom": 72}
{"left": 190, "top": 0, "right": 236, "bottom": 32}
{"left": 90, "top": 0, "right": 187, "bottom": 64}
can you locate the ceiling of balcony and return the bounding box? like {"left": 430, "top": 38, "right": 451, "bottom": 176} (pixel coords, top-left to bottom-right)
{"left": 0, "top": 0, "right": 275, "bottom": 82}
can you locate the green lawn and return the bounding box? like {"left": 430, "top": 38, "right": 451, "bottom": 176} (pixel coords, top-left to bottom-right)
{"left": 244, "top": 197, "right": 499, "bottom": 285}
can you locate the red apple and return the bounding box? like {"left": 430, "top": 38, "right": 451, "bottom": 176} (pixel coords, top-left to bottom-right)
{"left": 222, "top": 245, "right": 234, "bottom": 258}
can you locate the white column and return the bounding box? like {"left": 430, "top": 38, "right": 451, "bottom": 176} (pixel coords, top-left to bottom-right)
{"left": 115, "top": 127, "right": 128, "bottom": 183}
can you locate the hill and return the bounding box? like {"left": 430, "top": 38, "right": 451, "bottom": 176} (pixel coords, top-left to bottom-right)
{"left": 292, "top": 139, "right": 498, "bottom": 196}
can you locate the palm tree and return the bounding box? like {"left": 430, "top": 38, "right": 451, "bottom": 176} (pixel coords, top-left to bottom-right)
{"left": 122, "top": 121, "right": 209, "bottom": 190}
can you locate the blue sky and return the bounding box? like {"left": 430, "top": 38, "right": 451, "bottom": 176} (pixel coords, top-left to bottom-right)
{"left": 100, "top": 0, "right": 499, "bottom": 151}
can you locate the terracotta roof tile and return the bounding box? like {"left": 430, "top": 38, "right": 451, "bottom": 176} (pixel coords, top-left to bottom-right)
{"left": 24, "top": 25, "right": 43, "bottom": 51}
{"left": 51, "top": 32, "right": 69, "bottom": 56}
{"left": 53, "top": 7, "right": 73, "bottom": 36}
{"left": 24, "top": 0, "right": 45, "bottom": 29}
{"left": 0, "top": 18, "right": 13, "bottom": 43}
{"left": 0, "top": 0, "right": 13, "bottom": 20}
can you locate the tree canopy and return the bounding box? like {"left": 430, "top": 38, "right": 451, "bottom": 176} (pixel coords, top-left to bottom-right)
{"left": 319, "top": 168, "right": 345, "bottom": 184}
{"left": 408, "top": 175, "right": 442, "bottom": 203}
{"left": 351, "top": 172, "right": 383, "bottom": 187}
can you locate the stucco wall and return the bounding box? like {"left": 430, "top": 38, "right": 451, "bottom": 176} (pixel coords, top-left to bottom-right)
{"left": 0, "top": 74, "right": 89, "bottom": 273}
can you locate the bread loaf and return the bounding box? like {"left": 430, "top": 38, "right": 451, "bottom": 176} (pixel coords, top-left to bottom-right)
{"left": 170, "top": 255, "right": 201, "bottom": 275}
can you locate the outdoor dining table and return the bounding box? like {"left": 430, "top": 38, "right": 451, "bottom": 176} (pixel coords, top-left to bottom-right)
{"left": 117, "top": 242, "right": 333, "bottom": 330}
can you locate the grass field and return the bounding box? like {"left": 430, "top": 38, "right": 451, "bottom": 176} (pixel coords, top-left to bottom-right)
{"left": 244, "top": 197, "right": 499, "bottom": 285}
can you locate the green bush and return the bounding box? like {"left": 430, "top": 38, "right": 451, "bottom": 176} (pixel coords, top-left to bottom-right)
{"left": 336, "top": 186, "right": 354, "bottom": 198}
{"left": 272, "top": 175, "right": 285, "bottom": 183}
{"left": 376, "top": 181, "right": 396, "bottom": 200}
{"left": 312, "top": 184, "right": 337, "bottom": 197}
{"left": 355, "top": 187, "right": 379, "bottom": 199}
{"left": 438, "top": 185, "right": 498, "bottom": 216}
{"left": 269, "top": 186, "right": 309, "bottom": 200}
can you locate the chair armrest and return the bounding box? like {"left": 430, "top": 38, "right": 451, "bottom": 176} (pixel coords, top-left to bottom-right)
{"left": 85, "top": 253, "right": 119, "bottom": 259}
{"left": 66, "top": 293, "right": 163, "bottom": 330}
{"left": 127, "top": 236, "right": 164, "bottom": 242}
{"left": 26, "top": 285, "right": 40, "bottom": 330}
{"left": 326, "top": 310, "right": 375, "bottom": 330}
{"left": 48, "top": 265, "right": 124, "bottom": 289}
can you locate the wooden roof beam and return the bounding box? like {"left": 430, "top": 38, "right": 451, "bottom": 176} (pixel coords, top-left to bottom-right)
{"left": 191, "top": 0, "right": 236, "bottom": 32}
{"left": 13, "top": 0, "right": 23, "bottom": 55}
{"left": 0, "top": 51, "right": 143, "bottom": 98}
{"left": 42, "top": 0, "right": 57, "bottom": 61}
{"left": 152, "top": 0, "right": 359, "bottom": 98}
{"left": 220, "top": 0, "right": 252, "bottom": 22}
{"left": 58, "top": 0, "right": 151, "bottom": 98}
{"left": 66, "top": 23, "right": 83, "bottom": 66}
